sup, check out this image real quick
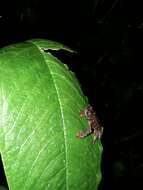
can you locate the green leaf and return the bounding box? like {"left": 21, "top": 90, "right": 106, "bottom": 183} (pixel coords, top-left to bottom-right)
{"left": 0, "top": 39, "right": 103, "bottom": 190}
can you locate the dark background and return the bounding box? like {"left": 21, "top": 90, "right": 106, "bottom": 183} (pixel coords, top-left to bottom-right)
{"left": 0, "top": 0, "right": 143, "bottom": 190}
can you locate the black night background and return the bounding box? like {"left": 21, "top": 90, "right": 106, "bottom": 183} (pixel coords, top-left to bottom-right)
{"left": 0, "top": 0, "right": 143, "bottom": 190}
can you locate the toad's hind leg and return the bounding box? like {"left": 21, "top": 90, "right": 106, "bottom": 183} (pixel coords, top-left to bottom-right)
{"left": 76, "top": 127, "right": 93, "bottom": 139}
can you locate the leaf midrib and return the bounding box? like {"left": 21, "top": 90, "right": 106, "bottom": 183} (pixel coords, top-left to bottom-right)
{"left": 31, "top": 42, "right": 69, "bottom": 190}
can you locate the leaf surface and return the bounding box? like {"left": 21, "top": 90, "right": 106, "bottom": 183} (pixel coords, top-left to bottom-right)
{"left": 0, "top": 39, "right": 102, "bottom": 190}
